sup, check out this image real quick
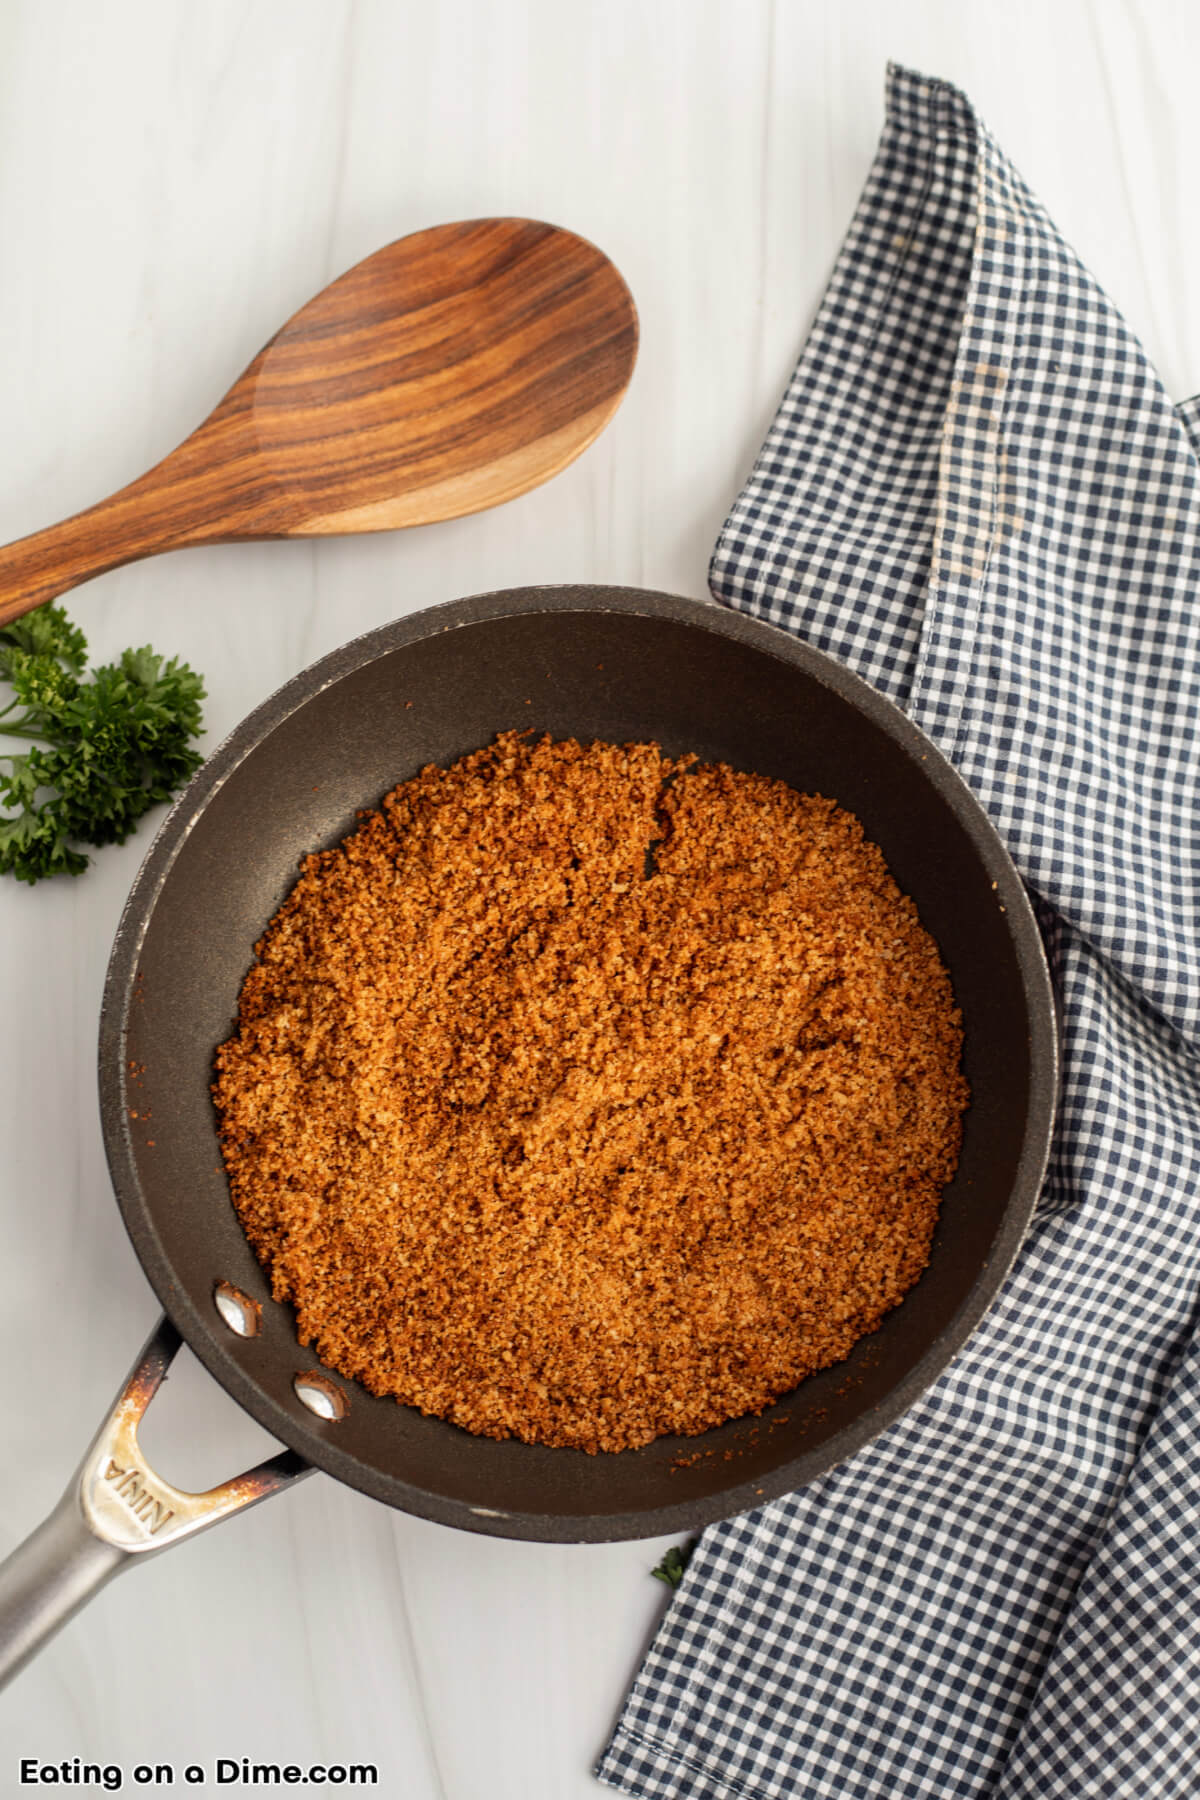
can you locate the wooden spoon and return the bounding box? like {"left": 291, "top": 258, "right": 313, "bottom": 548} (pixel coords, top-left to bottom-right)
{"left": 0, "top": 218, "right": 638, "bottom": 627}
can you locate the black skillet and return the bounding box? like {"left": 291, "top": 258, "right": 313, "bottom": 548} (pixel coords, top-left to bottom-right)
{"left": 0, "top": 586, "right": 1057, "bottom": 1685}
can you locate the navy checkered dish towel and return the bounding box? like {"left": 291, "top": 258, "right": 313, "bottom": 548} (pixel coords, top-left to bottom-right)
{"left": 596, "top": 63, "right": 1200, "bottom": 1800}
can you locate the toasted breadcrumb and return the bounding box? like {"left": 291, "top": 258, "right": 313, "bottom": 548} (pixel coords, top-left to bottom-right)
{"left": 213, "top": 733, "right": 968, "bottom": 1453}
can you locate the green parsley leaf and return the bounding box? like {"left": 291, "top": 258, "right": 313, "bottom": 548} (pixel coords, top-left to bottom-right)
{"left": 650, "top": 1543, "right": 692, "bottom": 1590}
{"left": 0, "top": 605, "right": 206, "bottom": 884}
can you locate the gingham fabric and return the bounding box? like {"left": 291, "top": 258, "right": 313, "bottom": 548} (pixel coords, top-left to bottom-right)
{"left": 596, "top": 65, "right": 1200, "bottom": 1800}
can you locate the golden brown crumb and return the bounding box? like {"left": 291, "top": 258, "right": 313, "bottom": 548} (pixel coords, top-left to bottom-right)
{"left": 212, "top": 734, "right": 968, "bottom": 1453}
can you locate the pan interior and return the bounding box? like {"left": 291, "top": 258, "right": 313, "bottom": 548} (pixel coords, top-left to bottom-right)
{"left": 104, "top": 592, "right": 1053, "bottom": 1540}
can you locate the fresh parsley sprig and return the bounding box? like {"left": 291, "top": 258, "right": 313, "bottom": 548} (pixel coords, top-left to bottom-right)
{"left": 651, "top": 1543, "right": 692, "bottom": 1590}
{"left": 0, "top": 604, "right": 205, "bottom": 884}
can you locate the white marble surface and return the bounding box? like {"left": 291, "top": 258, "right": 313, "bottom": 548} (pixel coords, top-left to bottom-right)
{"left": 0, "top": 1, "right": 1197, "bottom": 1792}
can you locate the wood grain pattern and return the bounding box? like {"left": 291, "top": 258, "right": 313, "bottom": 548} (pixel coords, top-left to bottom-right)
{"left": 0, "top": 219, "right": 637, "bottom": 625}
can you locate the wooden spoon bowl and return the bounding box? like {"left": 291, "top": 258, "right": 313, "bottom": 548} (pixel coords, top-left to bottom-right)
{"left": 0, "top": 219, "right": 638, "bottom": 625}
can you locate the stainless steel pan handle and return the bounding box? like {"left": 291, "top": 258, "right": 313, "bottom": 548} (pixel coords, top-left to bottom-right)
{"left": 0, "top": 1316, "right": 310, "bottom": 1689}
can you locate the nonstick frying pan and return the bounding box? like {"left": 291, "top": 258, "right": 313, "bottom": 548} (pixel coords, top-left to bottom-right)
{"left": 0, "top": 586, "right": 1057, "bottom": 1686}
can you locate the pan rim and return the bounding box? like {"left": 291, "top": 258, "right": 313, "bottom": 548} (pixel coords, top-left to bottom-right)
{"left": 98, "top": 584, "right": 1058, "bottom": 1541}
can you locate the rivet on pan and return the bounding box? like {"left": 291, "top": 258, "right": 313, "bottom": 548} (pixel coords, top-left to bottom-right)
{"left": 214, "top": 1280, "right": 261, "bottom": 1338}
{"left": 294, "top": 1372, "right": 348, "bottom": 1421}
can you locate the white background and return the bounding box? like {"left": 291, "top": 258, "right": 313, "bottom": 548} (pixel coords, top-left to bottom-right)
{"left": 0, "top": 2, "right": 1196, "bottom": 1794}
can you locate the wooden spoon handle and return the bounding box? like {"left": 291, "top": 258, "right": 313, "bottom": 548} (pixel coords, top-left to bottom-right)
{"left": 0, "top": 484, "right": 179, "bottom": 627}
{"left": 0, "top": 413, "right": 274, "bottom": 628}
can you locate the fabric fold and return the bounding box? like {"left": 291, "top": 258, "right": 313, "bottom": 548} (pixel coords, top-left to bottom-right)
{"left": 712, "top": 63, "right": 1200, "bottom": 1061}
